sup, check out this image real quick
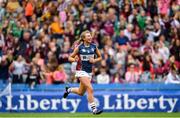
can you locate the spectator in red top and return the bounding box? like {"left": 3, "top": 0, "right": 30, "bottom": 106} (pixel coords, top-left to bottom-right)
{"left": 90, "top": 13, "right": 99, "bottom": 29}
{"left": 154, "top": 59, "right": 166, "bottom": 82}
{"left": 129, "top": 33, "right": 141, "bottom": 49}
{"left": 103, "top": 20, "right": 114, "bottom": 37}
{"left": 25, "top": 0, "right": 34, "bottom": 22}
{"left": 134, "top": 25, "right": 143, "bottom": 42}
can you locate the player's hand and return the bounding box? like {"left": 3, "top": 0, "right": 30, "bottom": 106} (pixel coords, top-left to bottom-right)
{"left": 89, "top": 58, "right": 95, "bottom": 64}
{"left": 74, "top": 56, "right": 79, "bottom": 62}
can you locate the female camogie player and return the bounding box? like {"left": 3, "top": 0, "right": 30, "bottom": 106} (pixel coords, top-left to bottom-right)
{"left": 63, "top": 30, "right": 103, "bottom": 115}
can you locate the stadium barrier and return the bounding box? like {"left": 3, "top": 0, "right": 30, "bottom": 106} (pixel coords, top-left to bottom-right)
{"left": 0, "top": 84, "right": 180, "bottom": 112}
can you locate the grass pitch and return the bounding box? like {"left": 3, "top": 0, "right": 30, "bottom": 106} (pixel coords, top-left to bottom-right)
{"left": 0, "top": 112, "right": 180, "bottom": 118}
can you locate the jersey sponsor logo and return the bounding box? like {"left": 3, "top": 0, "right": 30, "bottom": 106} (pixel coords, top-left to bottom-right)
{"left": 80, "top": 54, "right": 94, "bottom": 61}
{"left": 91, "top": 48, "right": 95, "bottom": 52}
{"left": 81, "top": 49, "right": 86, "bottom": 53}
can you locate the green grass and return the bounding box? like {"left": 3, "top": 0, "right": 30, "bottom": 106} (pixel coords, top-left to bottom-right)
{"left": 0, "top": 113, "right": 180, "bottom": 118}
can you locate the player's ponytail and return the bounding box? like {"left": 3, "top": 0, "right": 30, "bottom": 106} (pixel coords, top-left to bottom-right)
{"left": 71, "top": 37, "right": 82, "bottom": 49}
{"left": 71, "top": 30, "right": 91, "bottom": 49}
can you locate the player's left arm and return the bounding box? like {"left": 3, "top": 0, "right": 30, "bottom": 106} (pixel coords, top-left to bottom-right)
{"left": 89, "top": 47, "right": 102, "bottom": 64}
{"left": 94, "top": 47, "right": 102, "bottom": 63}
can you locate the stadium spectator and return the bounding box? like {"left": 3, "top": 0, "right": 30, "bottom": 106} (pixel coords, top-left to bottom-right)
{"left": 52, "top": 65, "right": 67, "bottom": 84}
{"left": 46, "top": 53, "right": 58, "bottom": 73}
{"left": 0, "top": 55, "right": 12, "bottom": 83}
{"left": 137, "top": 10, "right": 146, "bottom": 30}
{"left": 157, "top": 0, "right": 171, "bottom": 15}
{"left": 145, "top": 22, "right": 161, "bottom": 42}
{"left": 0, "top": 2, "right": 5, "bottom": 21}
{"left": 124, "top": 24, "right": 133, "bottom": 41}
{"left": 170, "top": 38, "right": 180, "bottom": 61}
{"left": 115, "top": 45, "right": 127, "bottom": 76}
{"left": 151, "top": 43, "right": 163, "bottom": 67}
{"left": 26, "top": 62, "right": 40, "bottom": 89}
{"left": 50, "top": 16, "right": 64, "bottom": 39}
{"left": 140, "top": 53, "right": 154, "bottom": 83}
{"left": 116, "top": 30, "right": 129, "bottom": 46}
{"left": 97, "top": 66, "right": 110, "bottom": 84}
{"left": 154, "top": 59, "right": 166, "bottom": 82}
{"left": 6, "top": 0, "right": 21, "bottom": 13}
{"left": 112, "top": 73, "right": 124, "bottom": 83}
{"left": 16, "top": 31, "right": 32, "bottom": 61}
{"left": 129, "top": 33, "right": 141, "bottom": 49}
{"left": 125, "top": 63, "right": 140, "bottom": 84}
{"left": 25, "top": 0, "right": 34, "bottom": 22}
{"left": 158, "top": 40, "right": 170, "bottom": 63}
{"left": 0, "top": 29, "right": 5, "bottom": 56}
{"left": 9, "top": 55, "right": 28, "bottom": 83}
{"left": 32, "top": 52, "right": 45, "bottom": 71}
{"left": 164, "top": 55, "right": 180, "bottom": 74}
{"left": 165, "top": 64, "right": 180, "bottom": 84}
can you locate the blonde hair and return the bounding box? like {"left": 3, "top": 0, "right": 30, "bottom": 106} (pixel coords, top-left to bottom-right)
{"left": 71, "top": 30, "right": 91, "bottom": 48}
{"left": 79, "top": 30, "right": 91, "bottom": 42}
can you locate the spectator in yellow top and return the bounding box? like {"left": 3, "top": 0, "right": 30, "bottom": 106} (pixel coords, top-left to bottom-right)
{"left": 6, "top": 0, "right": 21, "bottom": 13}
{"left": 50, "top": 16, "right": 64, "bottom": 39}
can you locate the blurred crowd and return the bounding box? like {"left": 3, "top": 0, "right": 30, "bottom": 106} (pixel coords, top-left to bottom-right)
{"left": 0, "top": 0, "right": 180, "bottom": 88}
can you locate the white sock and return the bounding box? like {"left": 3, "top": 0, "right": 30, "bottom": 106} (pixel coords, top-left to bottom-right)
{"left": 67, "top": 88, "right": 72, "bottom": 93}
{"left": 89, "top": 102, "right": 97, "bottom": 112}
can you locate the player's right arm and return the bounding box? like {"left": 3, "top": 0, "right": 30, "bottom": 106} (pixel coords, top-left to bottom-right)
{"left": 68, "top": 47, "right": 79, "bottom": 62}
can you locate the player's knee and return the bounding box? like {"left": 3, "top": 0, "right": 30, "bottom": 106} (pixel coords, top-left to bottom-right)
{"left": 78, "top": 92, "right": 84, "bottom": 96}
{"left": 77, "top": 89, "right": 85, "bottom": 96}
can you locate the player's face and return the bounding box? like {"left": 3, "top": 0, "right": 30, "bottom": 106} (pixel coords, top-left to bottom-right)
{"left": 84, "top": 33, "right": 92, "bottom": 43}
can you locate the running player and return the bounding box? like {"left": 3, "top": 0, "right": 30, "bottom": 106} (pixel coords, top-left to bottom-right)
{"left": 63, "top": 30, "right": 103, "bottom": 115}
